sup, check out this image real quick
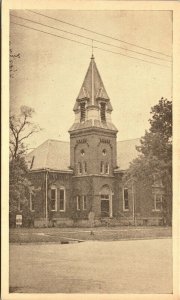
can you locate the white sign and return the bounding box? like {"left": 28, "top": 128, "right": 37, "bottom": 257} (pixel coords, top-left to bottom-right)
{"left": 16, "top": 214, "right": 22, "bottom": 226}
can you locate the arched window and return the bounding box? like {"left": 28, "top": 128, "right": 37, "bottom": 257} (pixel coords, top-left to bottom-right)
{"left": 78, "top": 162, "right": 82, "bottom": 174}
{"left": 83, "top": 195, "right": 87, "bottom": 210}
{"left": 84, "top": 161, "right": 87, "bottom": 173}
{"left": 100, "top": 102, "right": 106, "bottom": 122}
{"left": 100, "top": 161, "right": 104, "bottom": 174}
{"left": 100, "top": 185, "right": 113, "bottom": 218}
{"left": 105, "top": 163, "right": 109, "bottom": 174}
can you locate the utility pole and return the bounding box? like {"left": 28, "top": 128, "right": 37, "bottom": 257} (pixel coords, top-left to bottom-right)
{"left": 132, "top": 181, "right": 136, "bottom": 226}
{"left": 124, "top": 177, "right": 136, "bottom": 226}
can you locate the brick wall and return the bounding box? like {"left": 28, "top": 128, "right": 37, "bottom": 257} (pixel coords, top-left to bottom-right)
{"left": 70, "top": 128, "right": 117, "bottom": 174}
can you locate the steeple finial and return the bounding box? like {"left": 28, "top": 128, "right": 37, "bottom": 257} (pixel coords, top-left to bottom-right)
{"left": 91, "top": 40, "right": 94, "bottom": 60}
{"left": 91, "top": 40, "right": 94, "bottom": 105}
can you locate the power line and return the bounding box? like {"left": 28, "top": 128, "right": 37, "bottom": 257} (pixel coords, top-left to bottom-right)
{"left": 28, "top": 9, "right": 171, "bottom": 58}
{"left": 11, "top": 21, "right": 171, "bottom": 68}
{"left": 10, "top": 13, "right": 171, "bottom": 63}
{"left": 11, "top": 21, "right": 92, "bottom": 47}
{"left": 94, "top": 46, "right": 170, "bottom": 68}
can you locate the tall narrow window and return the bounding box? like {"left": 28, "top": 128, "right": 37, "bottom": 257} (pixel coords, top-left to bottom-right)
{"left": 100, "top": 161, "right": 104, "bottom": 174}
{"left": 80, "top": 102, "right": 86, "bottom": 122}
{"left": 60, "top": 188, "right": 65, "bottom": 211}
{"left": 83, "top": 196, "right": 87, "bottom": 210}
{"left": 105, "top": 163, "right": 109, "bottom": 174}
{"left": 83, "top": 195, "right": 87, "bottom": 210}
{"left": 123, "top": 188, "right": 129, "bottom": 210}
{"left": 84, "top": 161, "right": 87, "bottom": 173}
{"left": 100, "top": 102, "right": 106, "bottom": 122}
{"left": 77, "top": 196, "right": 81, "bottom": 210}
{"left": 30, "top": 193, "right": 35, "bottom": 212}
{"left": 78, "top": 162, "right": 82, "bottom": 174}
{"left": 51, "top": 188, "right": 57, "bottom": 211}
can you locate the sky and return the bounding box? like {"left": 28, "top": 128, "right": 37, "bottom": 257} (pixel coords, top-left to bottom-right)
{"left": 10, "top": 10, "right": 172, "bottom": 150}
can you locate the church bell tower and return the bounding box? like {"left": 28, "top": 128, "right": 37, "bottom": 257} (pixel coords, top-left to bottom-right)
{"left": 69, "top": 55, "right": 118, "bottom": 177}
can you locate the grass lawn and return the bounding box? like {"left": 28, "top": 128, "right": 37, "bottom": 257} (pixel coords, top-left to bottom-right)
{"left": 10, "top": 226, "right": 172, "bottom": 243}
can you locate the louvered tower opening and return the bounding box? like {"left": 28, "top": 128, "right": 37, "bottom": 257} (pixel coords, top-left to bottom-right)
{"left": 80, "top": 102, "right": 86, "bottom": 122}
{"left": 100, "top": 103, "right": 106, "bottom": 122}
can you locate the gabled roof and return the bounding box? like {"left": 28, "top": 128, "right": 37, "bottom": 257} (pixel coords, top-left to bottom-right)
{"left": 74, "top": 56, "right": 112, "bottom": 111}
{"left": 116, "top": 138, "right": 140, "bottom": 170}
{"left": 26, "top": 138, "right": 140, "bottom": 172}
{"left": 26, "top": 139, "right": 71, "bottom": 172}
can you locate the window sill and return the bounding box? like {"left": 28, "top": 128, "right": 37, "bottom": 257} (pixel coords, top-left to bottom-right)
{"left": 100, "top": 173, "right": 110, "bottom": 176}
{"left": 152, "top": 209, "right": 161, "bottom": 212}
{"left": 59, "top": 210, "right": 65, "bottom": 212}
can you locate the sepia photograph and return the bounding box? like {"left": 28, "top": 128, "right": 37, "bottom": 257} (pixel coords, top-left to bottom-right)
{"left": 2, "top": 1, "right": 180, "bottom": 299}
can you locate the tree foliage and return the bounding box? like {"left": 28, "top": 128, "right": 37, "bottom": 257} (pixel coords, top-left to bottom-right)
{"left": 125, "top": 98, "right": 172, "bottom": 224}
{"left": 137, "top": 98, "right": 172, "bottom": 163}
{"left": 9, "top": 156, "right": 31, "bottom": 213}
{"left": 9, "top": 106, "right": 40, "bottom": 223}
{"left": 10, "top": 106, "right": 40, "bottom": 160}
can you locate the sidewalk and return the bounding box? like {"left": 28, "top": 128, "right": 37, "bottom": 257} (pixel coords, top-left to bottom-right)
{"left": 10, "top": 226, "right": 172, "bottom": 243}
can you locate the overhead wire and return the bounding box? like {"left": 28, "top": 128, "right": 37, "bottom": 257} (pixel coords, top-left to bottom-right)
{"left": 10, "top": 13, "right": 171, "bottom": 63}
{"left": 28, "top": 9, "right": 171, "bottom": 58}
{"left": 10, "top": 21, "right": 171, "bottom": 68}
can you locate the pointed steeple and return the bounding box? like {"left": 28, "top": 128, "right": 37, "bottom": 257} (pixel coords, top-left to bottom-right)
{"left": 74, "top": 56, "right": 112, "bottom": 111}
{"left": 69, "top": 57, "right": 117, "bottom": 133}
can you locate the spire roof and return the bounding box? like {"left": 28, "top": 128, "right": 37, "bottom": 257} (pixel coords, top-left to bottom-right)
{"left": 74, "top": 56, "right": 111, "bottom": 110}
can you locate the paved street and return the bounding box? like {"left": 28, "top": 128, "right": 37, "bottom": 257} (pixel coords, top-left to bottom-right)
{"left": 10, "top": 239, "right": 172, "bottom": 294}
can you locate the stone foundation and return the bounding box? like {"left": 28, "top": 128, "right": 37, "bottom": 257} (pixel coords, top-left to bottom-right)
{"left": 34, "top": 216, "right": 163, "bottom": 228}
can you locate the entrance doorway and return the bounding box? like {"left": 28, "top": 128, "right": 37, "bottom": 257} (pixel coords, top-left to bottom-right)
{"left": 101, "top": 194, "right": 110, "bottom": 217}
{"left": 100, "top": 184, "right": 113, "bottom": 218}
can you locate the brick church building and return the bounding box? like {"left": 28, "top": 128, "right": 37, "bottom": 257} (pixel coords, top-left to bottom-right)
{"left": 26, "top": 56, "right": 164, "bottom": 227}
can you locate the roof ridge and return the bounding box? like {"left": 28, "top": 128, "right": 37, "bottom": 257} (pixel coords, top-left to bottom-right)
{"left": 94, "top": 60, "right": 109, "bottom": 99}
{"left": 48, "top": 139, "right": 69, "bottom": 143}
{"left": 117, "top": 137, "right": 140, "bottom": 142}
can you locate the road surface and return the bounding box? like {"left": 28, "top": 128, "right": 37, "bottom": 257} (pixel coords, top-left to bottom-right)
{"left": 9, "top": 239, "right": 172, "bottom": 293}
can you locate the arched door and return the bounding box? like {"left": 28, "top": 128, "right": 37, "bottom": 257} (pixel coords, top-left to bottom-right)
{"left": 100, "top": 185, "right": 113, "bottom": 218}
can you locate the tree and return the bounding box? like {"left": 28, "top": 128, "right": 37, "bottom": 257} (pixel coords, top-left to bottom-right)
{"left": 10, "top": 44, "right": 20, "bottom": 78}
{"left": 125, "top": 98, "right": 172, "bottom": 225}
{"left": 10, "top": 105, "right": 40, "bottom": 160}
{"left": 137, "top": 98, "right": 172, "bottom": 163}
{"left": 9, "top": 157, "right": 31, "bottom": 211}
{"left": 9, "top": 106, "right": 40, "bottom": 225}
